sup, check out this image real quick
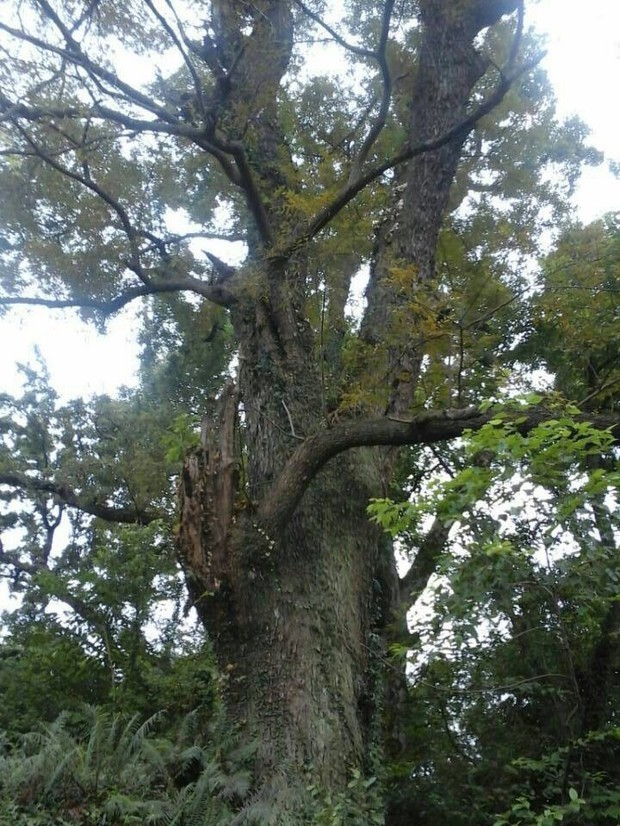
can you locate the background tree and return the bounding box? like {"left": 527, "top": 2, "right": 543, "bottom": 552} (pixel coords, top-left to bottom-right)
{"left": 519, "top": 213, "right": 620, "bottom": 410}
{"left": 0, "top": 0, "right": 618, "bottom": 822}
{"left": 372, "top": 407, "right": 620, "bottom": 824}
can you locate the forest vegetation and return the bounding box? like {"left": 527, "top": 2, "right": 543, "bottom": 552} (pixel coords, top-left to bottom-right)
{"left": 0, "top": 0, "right": 618, "bottom": 823}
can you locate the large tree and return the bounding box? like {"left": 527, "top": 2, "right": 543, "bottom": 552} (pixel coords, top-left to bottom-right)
{"left": 0, "top": 0, "right": 617, "bottom": 821}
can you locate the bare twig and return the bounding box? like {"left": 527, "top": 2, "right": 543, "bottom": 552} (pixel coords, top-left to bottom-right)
{"left": 281, "top": 399, "right": 304, "bottom": 441}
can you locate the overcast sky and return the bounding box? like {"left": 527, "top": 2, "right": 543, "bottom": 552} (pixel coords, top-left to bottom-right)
{"left": 1, "top": 0, "right": 618, "bottom": 401}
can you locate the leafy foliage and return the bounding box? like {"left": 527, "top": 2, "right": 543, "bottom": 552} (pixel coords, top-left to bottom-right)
{"left": 372, "top": 410, "right": 620, "bottom": 824}
{"left": 0, "top": 705, "right": 254, "bottom": 825}
{"left": 0, "top": 0, "right": 618, "bottom": 822}
{"left": 519, "top": 213, "right": 620, "bottom": 410}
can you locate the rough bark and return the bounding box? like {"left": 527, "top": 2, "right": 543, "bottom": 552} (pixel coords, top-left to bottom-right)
{"left": 363, "top": 0, "right": 519, "bottom": 419}
{"left": 173, "top": 2, "right": 526, "bottom": 819}
{"left": 178, "top": 396, "right": 394, "bottom": 814}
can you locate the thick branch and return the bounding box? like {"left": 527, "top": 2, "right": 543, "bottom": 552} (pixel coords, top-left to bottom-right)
{"left": 258, "top": 406, "right": 620, "bottom": 531}
{"left": 399, "top": 517, "right": 452, "bottom": 603}
{"left": 0, "top": 471, "right": 162, "bottom": 525}
{"left": 0, "top": 274, "right": 236, "bottom": 315}
{"left": 225, "top": 141, "right": 274, "bottom": 246}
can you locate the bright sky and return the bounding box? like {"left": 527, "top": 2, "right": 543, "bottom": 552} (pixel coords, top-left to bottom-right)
{"left": 0, "top": 0, "right": 618, "bottom": 402}
{"left": 527, "top": 0, "right": 620, "bottom": 222}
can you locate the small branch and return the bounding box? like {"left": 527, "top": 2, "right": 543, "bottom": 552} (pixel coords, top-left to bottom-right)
{"left": 347, "top": 0, "right": 395, "bottom": 184}
{"left": 2, "top": 9, "right": 273, "bottom": 242}
{"left": 416, "top": 672, "right": 571, "bottom": 696}
{"left": 331, "top": 94, "right": 379, "bottom": 154}
{"left": 173, "top": 230, "right": 247, "bottom": 244}
{"left": 578, "top": 376, "right": 620, "bottom": 409}
{"left": 0, "top": 94, "right": 81, "bottom": 125}
{"left": 62, "top": 101, "right": 243, "bottom": 186}
{"left": 293, "top": 0, "right": 375, "bottom": 59}
{"left": 281, "top": 399, "right": 304, "bottom": 441}
{"left": 460, "top": 289, "right": 523, "bottom": 331}
{"left": 0, "top": 471, "right": 162, "bottom": 525}
{"left": 0, "top": 29, "right": 245, "bottom": 190}
{"left": 0, "top": 69, "right": 65, "bottom": 123}
{"left": 0, "top": 16, "right": 174, "bottom": 124}
{"left": 428, "top": 443, "right": 457, "bottom": 479}
{"left": 456, "top": 326, "right": 465, "bottom": 406}
{"left": 142, "top": 0, "right": 206, "bottom": 118}
{"left": 0, "top": 545, "right": 128, "bottom": 659}
{"left": 97, "top": 103, "right": 243, "bottom": 187}
{"left": 293, "top": 0, "right": 395, "bottom": 182}
{"left": 16, "top": 125, "right": 147, "bottom": 278}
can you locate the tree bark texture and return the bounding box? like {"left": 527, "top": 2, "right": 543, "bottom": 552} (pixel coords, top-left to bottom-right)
{"left": 172, "top": 0, "right": 522, "bottom": 818}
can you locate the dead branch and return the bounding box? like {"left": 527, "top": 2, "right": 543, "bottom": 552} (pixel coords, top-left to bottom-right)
{"left": 0, "top": 273, "right": 237, "bottom": 314}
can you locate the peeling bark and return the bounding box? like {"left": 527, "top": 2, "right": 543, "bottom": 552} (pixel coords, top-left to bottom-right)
{"left": 177, "top": 381, "right": 239, "bottom": 624}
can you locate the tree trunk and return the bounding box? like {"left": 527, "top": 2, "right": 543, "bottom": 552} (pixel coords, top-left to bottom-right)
{"left": 175, "top": 0, "right": 521, "bottom": 820}
{"left": 0, "top": 0, "right": 614, "bottom": 819}
{"left": 178, "top": 309, "right": 396, "bottom": 817}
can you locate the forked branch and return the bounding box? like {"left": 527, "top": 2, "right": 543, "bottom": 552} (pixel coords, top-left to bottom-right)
{"left": 274, "top": 46, "right": 542, "bottom": 258}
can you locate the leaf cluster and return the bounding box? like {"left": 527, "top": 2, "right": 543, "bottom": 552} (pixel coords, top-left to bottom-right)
{"left": 0, "top": 704, "right": 254, "bottom": 825}
{"left": 372, "top": 409, "right": 620, "bottom": 824}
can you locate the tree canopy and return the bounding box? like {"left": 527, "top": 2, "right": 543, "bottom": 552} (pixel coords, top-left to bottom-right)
{"left": 0, "top": 1, "right": 618, "bottom": 823}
